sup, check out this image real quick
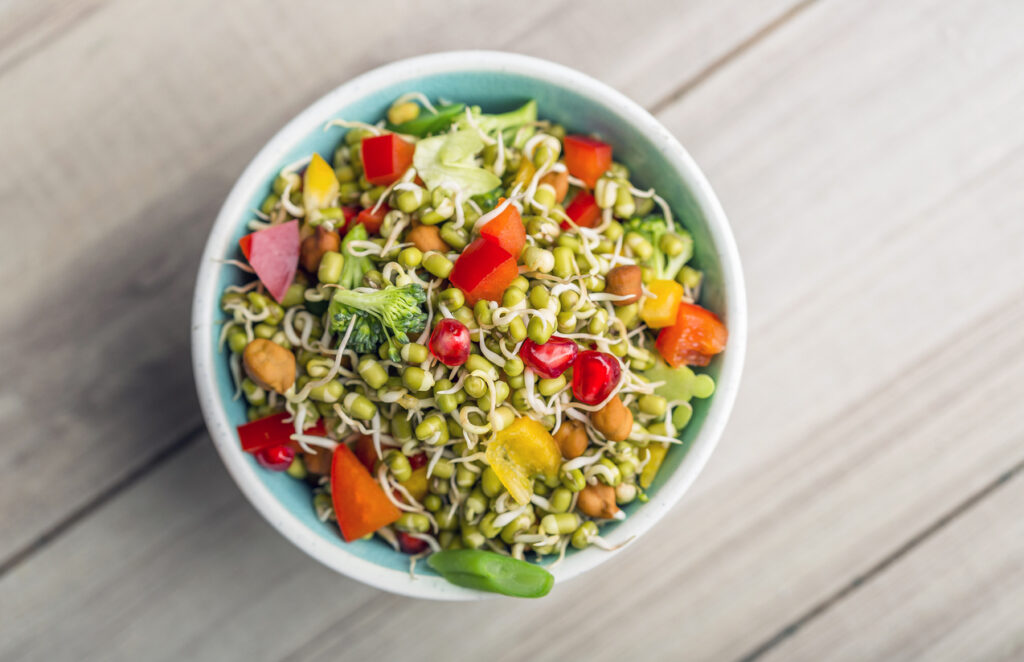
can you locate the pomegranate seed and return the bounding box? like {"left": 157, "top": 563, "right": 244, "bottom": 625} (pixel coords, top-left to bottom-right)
{"left": 398, "top": 531, "right": 428, "bottom": 554}
{"left": 256, "top": 444, "right": 295, "bottom": 471}
{"left": 429, "top": 318, "right": 471, "bottom": 366}
{"left": 571, "top": 351, "right": 621, "bottom": 405}
{"left": 519, "top": 336, "right": 579, "bottom": 378}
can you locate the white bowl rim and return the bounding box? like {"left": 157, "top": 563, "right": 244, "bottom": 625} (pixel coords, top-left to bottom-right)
{"left": 191, "top": 50, "right": 747, "bottom": 600}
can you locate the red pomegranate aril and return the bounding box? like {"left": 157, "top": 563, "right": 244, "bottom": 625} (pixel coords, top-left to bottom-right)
{"left": 256, "top": 444, "right": 296, "bottom": 471}
{"left": 571, "top": 351, "right": 622, "bottom": 405}
{"left": 397, "top": 531, "right": 429, "bottom": 554}
{"left": 429, "top": 318, "right": 471, "bottom": 366}
{"left": 519, "top": 336, "right": 579, "bottom": 378}
{"left": 408, "top": 453, "right": 428, "bottom": 470}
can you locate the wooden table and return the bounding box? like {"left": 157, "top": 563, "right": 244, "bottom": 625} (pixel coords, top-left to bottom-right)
{"left": 3, "top": 1, "right": 1022, "bottom": 660}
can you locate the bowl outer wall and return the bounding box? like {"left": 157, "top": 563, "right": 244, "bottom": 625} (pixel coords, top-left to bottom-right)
{"left": 191, "top": 50, "right": 747, "bottom": 600}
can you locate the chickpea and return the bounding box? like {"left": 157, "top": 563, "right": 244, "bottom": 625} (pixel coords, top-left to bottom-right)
{"left": 605, "top": 265, "right": 642, "bottom": 306}
{"left": 553, "top": 420, "right": 588, "bottom": 459}
{"left": 407, "top": 223, "right": 449, "bottom": 253}
{"left": 539, "top": 170, "right": 569, "bottom": 203}
{"left": 590, "top": 395, "right": 633, "bottom": 442}
{"left": 242, "top": 338, "right": 296, "bottom": 394}
{"left": 577, "top": 483, "right": 620, "bottom": 519}
{"left": 300, "top": 226, "right": 340, "bottom": 274}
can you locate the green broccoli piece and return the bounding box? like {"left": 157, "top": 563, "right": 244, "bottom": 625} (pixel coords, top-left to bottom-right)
{"left": 622, "top": 215, "right": 694, "bottom": 282}
{"left": 328, "top": 284, "right": 428, "bottom": 359}
{"left": 339, "top": 223, "right": 373, "bottom": 290}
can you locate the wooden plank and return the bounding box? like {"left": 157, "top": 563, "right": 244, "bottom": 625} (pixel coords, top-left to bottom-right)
{"left": 759, "top": 473, "right": 1024, "bottom": 662}
{"left": 4, "top": 1, "right": 1024, "bottom": 660}
{"left": 0, "top": 0, "right": 803, "bottom": 565}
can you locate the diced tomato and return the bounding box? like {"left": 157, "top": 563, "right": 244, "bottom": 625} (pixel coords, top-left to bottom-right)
{"left": 449, "top": 238, "right": 519, "bottom": 306}
{"left": 361, "top": 134, "right": 414, "bottom": 186}
{"left": 355, "top": 204, "right": 389, "bottom": 235}
{"left": 397, "top": 531, "right": 428, "bottom": 554}
{"left": 563, "top": 135, "right": 612, "bottom": 188}
{"left": 238, "top": 220, "right": 300, "bottom": 303}
{"left": 479, "top": 198, "right": 526, "bottom": 258}
{"left": 237, "top": 411, "right": 326, "bottom": 454}
{"left": 655, "top": 303, "right": 728, "bottom": 367}
{"left": 331, "top": 444, "right": 401, "bottom": 542}
{"left": 562, "top": 191, "right": 601, "bottom": 229}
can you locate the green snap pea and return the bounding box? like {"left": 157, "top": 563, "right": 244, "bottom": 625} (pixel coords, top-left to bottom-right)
{"left": 537, "top": 375, "right": 566, "bottom": 397}
{"left": 357, "top": 357, "right": 388, "bottom": 389}
{"left": 540, "top": 513, "right": 580, "bottom": 535}
{"left": 384, "top": 450, "right": 412, "bottom": 482}
{"left": 387, "top": 103, "right": 465, "bottom": 136}
{"left": 638, "top": 394, "right": 667, "bottom": 417}
{"left": 395, "top": 512, "right": 430, "bottom": 533}
{"left": 423, "top": 253, "right": 454, "bottom": 278}
{"left": 571, "top": 521, "right": 599, "bottom": 549}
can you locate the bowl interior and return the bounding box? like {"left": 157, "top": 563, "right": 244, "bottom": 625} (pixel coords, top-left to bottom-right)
{"left": 199, "top": 54, "right": 740, "bottom": 596}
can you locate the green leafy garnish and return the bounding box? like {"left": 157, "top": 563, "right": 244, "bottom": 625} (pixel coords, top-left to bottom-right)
{"left": 413, "top": 129, "right": 501, "bottom": 196}
{"left": 386, "top": 103, "right": 465, "bottom": 136}
{"left": 623, "top": 215, "right": 693, "bottom": 281}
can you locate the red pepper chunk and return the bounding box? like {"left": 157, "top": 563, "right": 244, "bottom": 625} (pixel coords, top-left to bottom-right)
{"left": 479, "top": 198, "right": 525, "bottom": 259}
{"left": 331, "top": 444, "right": 401, "bottom": 542}
{"left": 449, "top": 238, "right": 518, "bottom": 306}
{"left": 237, "top": 411, "right": 327, "bottom": 454}
{"left": 562, "top": 191, "right": 601, "bottom": 229}
{"left": 563, "top": 135, "right": 612, "bottom": 188}
{"left": 355, "top": 203, "right": 389, "bottom": 235}
{"left": 655, "top": 303, "right": 728, "bottom": 367}
{"left": 238, "top": 220, "right": 300, "bottom": 303}
{"left": 361, "top": 134, "right": 414, "bottom": 186}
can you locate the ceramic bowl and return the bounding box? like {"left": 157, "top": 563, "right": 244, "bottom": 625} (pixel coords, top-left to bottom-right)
{"left": 191, "top": 51, "right": 746, "bottom": 600}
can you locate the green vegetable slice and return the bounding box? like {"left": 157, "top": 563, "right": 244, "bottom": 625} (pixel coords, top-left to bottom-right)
{"left": 386, "top": 103, "right": 465, "bottom": 136}
{"left": 413, "top": 129, "right": 500, "bottom": 196}
{"left": 427, "top": 549, "right": 554, "bottom": 598}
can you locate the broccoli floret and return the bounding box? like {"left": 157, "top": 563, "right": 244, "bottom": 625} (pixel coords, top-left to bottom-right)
{"left": 328, "top": 284, "right": 427, "bottom": 359}
{"left": 339, "top": 223, "right": 373, "bottom": 290}
{"left": 622, "top": 215, "right": 693, "bottom": 282}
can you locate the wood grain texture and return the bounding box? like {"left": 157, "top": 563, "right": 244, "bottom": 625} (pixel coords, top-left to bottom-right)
{"left": 0, "top": 0, "right": 800, "bottom": 565}
{"left": 3, "top": 0, "right": 1024, "bottom": 660}
{"left": 760, "top": 473, "right": 1024, "bottom": 662}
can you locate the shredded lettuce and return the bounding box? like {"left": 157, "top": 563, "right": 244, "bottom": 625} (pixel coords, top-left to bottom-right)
{"left": 413, "top": 129, "right": 501, "bottom": 196}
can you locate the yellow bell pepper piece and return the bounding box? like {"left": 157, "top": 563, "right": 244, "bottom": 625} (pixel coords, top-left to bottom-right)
{"left": 303, "top": 153, "right": 339, "bottom": 216}
{"left": 639, "top": 442, "right": 670, "bottom": 489}
{"left": 486, "top": 417, "right": 562, "bottom": 505}
{"left": 640, "top": 279, "right": 684, "bottom": 329}
{"left": 399, "top": 466, "right": 429, "bottom": 502}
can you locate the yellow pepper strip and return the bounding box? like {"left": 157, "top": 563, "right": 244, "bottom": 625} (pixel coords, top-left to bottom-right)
{"left": 399, "top": 466, "right": 429, "bottom": 502}
{"left": 303, "top": 153, "right": 339, "bottom": 216}
{"left": 639, "top": 442, "right": 670, "bottom": 489}
{"left": 639, "top": 279, "right": 683, "bottom": 329}
{"left": 486, "top": 417, "right": 562, "bottom": 505}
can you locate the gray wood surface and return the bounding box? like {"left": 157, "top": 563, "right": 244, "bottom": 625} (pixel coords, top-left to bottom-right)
{"left": 2, "top": 1, "right": 1023, "bottom": 660}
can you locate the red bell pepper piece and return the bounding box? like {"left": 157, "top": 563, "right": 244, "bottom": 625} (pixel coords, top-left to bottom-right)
{"left": 449, "top": 238, "right": 518, "bottom": 306}
{"left": 355, "top": 204, "right": 389, "bottom": 236}
{"left": 237, "top": 411, "right": 327, "bottom": 454}
{"left": 563, "top": 135, "right": 612, "bottom": 188}
{"left": 237, "top": 220, "right": 300, "bottom": 303}
{"left": 479, "top": 198, "right": 525, "bottom": 258}
{"left": 331, "top": 444, "right": 401, "bottom": 542}
{"left": 361, "top": 134, "right": 414, "bottom": 186}
{"left": 562, "top": 190, "right": 601, "bottom": 229}
{"left": 655, "top": 303, "right": 728, "bottom": 367}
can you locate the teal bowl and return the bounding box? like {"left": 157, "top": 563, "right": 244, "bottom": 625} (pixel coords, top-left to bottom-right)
{"left": 191, "top": 51, "right": 747, "bottom": 600}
